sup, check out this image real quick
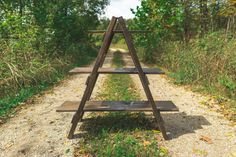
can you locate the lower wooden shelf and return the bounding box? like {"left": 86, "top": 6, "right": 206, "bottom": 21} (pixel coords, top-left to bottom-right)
{"left": 56, "top": 101, "right": 178, "bottom": 112}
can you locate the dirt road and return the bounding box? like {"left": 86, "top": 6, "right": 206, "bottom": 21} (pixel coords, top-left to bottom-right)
{"left": 1, "top": 49, "right": 235, "bottom": 157}
{"left": 0, "top": 53, "right": 112, "bottom": 157}
{"left": 122, "top": 49, "right": 236, "bottom": 157}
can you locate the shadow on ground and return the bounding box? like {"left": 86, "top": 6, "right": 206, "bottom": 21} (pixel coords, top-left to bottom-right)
{"left": 73, "top": 112, "right": 210, "bottom": 140}
{"left": 163, "top": 112, "right": 211, "bottom": 139}
{"left": 73, "top": 112, "right": 155, "bottom": 138}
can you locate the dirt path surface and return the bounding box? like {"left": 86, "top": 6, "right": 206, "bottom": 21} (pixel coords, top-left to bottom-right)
{"left": 120, "top": 49, "right": 236, "bottom": 157}
{"left": 0, "top": 53, "right": 113, "bottom": 157}
{"left": 1, "top": 48, "right": 235, "bottom": 157}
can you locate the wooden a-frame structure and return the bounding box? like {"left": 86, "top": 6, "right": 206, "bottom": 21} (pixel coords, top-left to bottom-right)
{"left": 57, "top": 16, "right": 178, "bottom": 140}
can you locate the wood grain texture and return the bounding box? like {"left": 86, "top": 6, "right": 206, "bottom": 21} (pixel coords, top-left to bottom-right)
{"left": 57, "top": 101, "right": 179, "bottom": 112}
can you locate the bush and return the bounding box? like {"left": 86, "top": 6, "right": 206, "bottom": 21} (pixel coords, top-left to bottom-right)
{"left": 159, "top": 32, "right": 236, "bottom": 100}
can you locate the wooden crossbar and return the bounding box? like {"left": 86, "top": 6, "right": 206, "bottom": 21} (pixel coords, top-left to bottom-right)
{"left": 57, "top": 101, "right": 178, "bottom": 112}
{"left": 69, "top": 67, "right": 165, "bottom": 74}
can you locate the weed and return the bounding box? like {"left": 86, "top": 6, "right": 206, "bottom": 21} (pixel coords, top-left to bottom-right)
{"left": 0, "top": 48, "right": 96, "bottom": 119}
{"left": 158, "top": 32, "right": 236, "bottom": 121}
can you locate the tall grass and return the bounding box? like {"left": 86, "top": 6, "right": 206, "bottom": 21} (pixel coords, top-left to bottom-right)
{"left": 159, "top": 32, "right": 236, "bottom": 98}
{"left": 158, "top": 32, "right": 236, "bottom": 120}
{"left": 0, "top": 37, "right": 97, "bottom": 118}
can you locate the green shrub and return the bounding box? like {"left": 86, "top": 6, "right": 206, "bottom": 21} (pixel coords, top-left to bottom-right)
{"left": 159, "top": 32, "right": 236, "bottom": 100}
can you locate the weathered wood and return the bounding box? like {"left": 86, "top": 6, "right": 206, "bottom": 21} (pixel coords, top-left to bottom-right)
{"left": 118, "top": 17, "right": 168, "bottom": 139}
{"left": 86, "top": 19, "right": 117, "bottom": 100}
{"left": 64, "top": 16, "right": 176, "bottom": 140}
{"left": 57, "top": 101, "right": 178, "bottom": 112}
{"left": 88, "top": 30, "right": 151, "bottom": 34}
{"left": 68, "top": 17, "right": 118, "bottom": 139}
{"left": 69, "top": 67, "right": 165, "bottom": 74}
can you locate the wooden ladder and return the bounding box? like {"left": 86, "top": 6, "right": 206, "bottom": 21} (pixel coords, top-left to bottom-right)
{"left": 56, "top": 16, "right": 178, "bottom": 140}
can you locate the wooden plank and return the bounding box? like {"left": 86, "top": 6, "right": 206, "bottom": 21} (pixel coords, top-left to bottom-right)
{"left": 68, "top": 17, "right": 118, "bottom": 139}
{"left": 118, "top": 17, "right": 168, "bottom": 139}
{"left": 88, "top": 30, "right": 151, "bottom": 34}
{"left": 69, "top": 67, "right": 165, "bottom": 74}
{"left": 57, "top": 101, "right": 178, "bottom": 112}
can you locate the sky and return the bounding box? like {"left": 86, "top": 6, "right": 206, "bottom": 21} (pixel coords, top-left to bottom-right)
{"left": 102, "top": 0, "right": 141, "bottom": 19}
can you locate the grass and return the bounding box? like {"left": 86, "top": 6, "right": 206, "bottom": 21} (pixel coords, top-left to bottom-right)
{"left": 98, "top": 51, "right": 140, "bottom": 101}
{"left": 0, "top": 52, "right": 96, "bottom": 120}
{"left": 110, "top": 38, "right": 128, "bottom": 50}
{"left": 74, "top": 51, "right": 169, "bottom": 157}
{"left": 158, "top": 32, "right": 236, "bottom": 121}
{"left": 0, "top": 83, "right": 48, "bottom": 117}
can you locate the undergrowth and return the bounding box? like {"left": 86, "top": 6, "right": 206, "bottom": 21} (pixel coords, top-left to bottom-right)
{"left": 0, "top": 2, "right": 105, "bottom": 120}
{"left": 74, "top": 51, "right": 169, "bottom": 157}
{"left": 158, "top": 32, "right": 236, "bottom": 121}
{"left": 0, "top": 42, "right": 97, "bottom": 119}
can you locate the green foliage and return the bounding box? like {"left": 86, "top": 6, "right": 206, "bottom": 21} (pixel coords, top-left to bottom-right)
{"left": 160, "top": 32, "right": 236, "bottom": 96}
{"left": 131, "top": 0, "right": 236, "bottom": 62}
{"left": 131, "top": 0, "right": 235, "bottom": 118}
{"left": 0, "top": 1, "right": 108, "bottom": 118}
{"left": 218, "top": 75, "right": 236, "bottom": 96}
{"left": 131, "top": 0, "right": 184, "bottom": 62}
{"left": 159, "top": 32, "right": 236, "bottom": 120}
{"left": 1, "top": 80, "right": 53, "bottom": 117}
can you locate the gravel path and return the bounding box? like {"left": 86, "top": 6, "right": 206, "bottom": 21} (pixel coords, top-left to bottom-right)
{"left": 121, "top": 49, "right": 236, "bottom": 157}
{"left": 1, "top": 48, "right": 235, "bottom": 157}
{"left": 0, "top": 53, "right": 113, "bottom": 157}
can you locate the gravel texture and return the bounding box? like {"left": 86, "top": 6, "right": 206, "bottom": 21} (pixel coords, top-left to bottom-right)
{"left": 121, "top": 49, "right": 236, "bottom": 157}
{"left": 1, "top": 49, "right": 235, "bottom": 157}
{"left": 0, "top": 53, "right": 113, "bottom": 157}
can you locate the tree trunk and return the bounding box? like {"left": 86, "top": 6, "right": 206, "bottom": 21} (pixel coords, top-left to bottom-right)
{"left": 200, "top": 0, "right": 208, "bottom": 37}
{"left": 183, "top": 0, "right": 190, "bottom": 43}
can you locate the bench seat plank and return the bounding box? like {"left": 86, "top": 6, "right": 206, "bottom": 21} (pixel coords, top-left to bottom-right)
{"left": 56, "top": 101, "right": 178, "bottom": 112}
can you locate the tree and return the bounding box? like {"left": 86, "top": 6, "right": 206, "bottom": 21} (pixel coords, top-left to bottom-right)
{"left": 0, "top": 0, "right": 109, "bottom": 53}
{"left": 200, "top": 0, "right": 208, "bottom": 36}
{"left": 131, "top": 0, "right": 184, "bottom": 61}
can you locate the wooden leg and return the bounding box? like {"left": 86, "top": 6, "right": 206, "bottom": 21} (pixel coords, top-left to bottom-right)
{"left": 68, "top": 123, "right": 77, "bottom": 139}
{"left": 80, "top": 111, "right": 85, "bottom": 122}
{"left": 67, "top": 17, "right": 117, "bottom": 138}
{"left": 68, "top": 111, "right": 84, "bottom": 139}
{"left": 118, "top": 17, "right": 168, "bottom": 140}
{"left": 153, "top": 111, "right": 168, "bottom": 140}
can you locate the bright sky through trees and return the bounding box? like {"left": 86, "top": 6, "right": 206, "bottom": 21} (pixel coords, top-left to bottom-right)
{"left": 103, "top": 0, "right": 141, "bottom": 19}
